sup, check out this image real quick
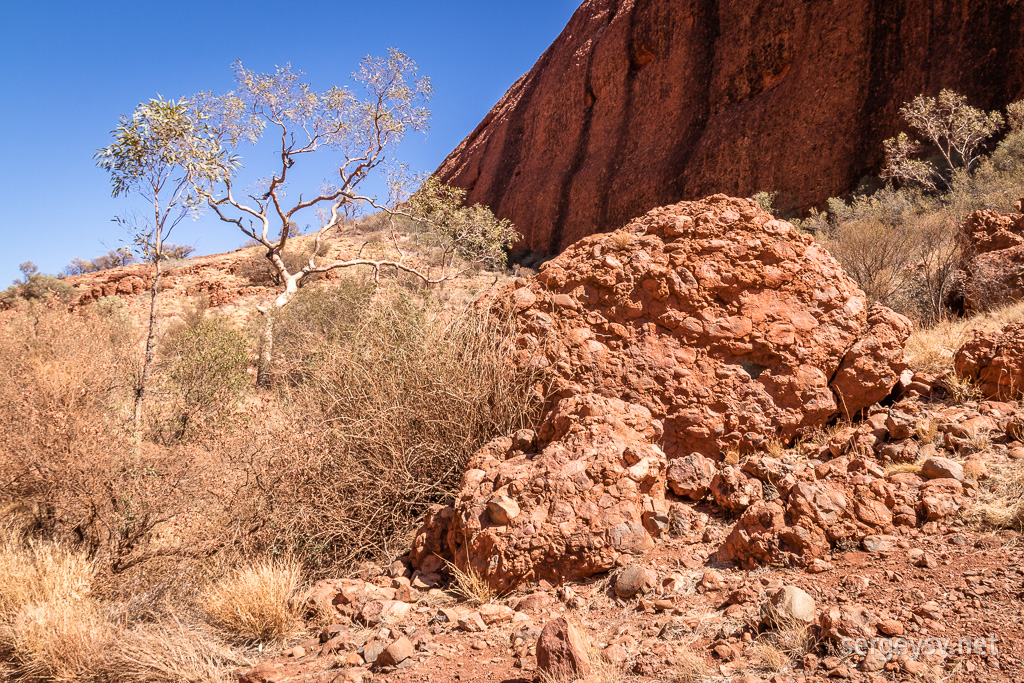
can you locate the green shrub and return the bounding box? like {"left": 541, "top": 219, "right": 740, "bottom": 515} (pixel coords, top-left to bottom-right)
{"left": 164, "top": 318, "right": 250, "bottom": 438}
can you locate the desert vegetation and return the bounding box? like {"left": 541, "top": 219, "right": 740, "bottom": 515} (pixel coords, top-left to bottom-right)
{"left": 0, "top": 272, "right": 539, "bottom": 678}
{"left": 804, "top": 91, "right": 1024, "bottom": 325}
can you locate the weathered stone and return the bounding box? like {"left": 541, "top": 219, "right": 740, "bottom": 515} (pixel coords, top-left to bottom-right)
{"left": 378, "top": 637, "right": 415, "bottom": 667}
{"left": 536, "top": 618, "right": 592, "bottom": 681}
{"left": 666, "top": 453, "right": 716, "bottom": 500}
{"left": 762, "top": 586, "right": 816, "bottom": 625}
{"left": 920, "top": 457, "right": 965, "bottom": 482}
{"left": 614, "top": 565, "right": 658, "bottom": 599}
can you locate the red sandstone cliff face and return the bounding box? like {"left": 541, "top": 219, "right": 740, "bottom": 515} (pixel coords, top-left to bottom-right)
{"left": 438, "top": 0, "right": 1024, "bottom": 255}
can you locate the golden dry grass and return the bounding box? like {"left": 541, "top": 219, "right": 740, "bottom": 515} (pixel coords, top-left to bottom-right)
{"left": 671, "top": 644, "right": 713, "bottom": 683}
{"left": 110, "top": 617, "right": 251, "bottom": 683}
{"left": 0, "top": 534, "right": 94, "bottom": 618}
{"left": 445, "top": 560, "right": 495, "bottom": 607}
{"left": 963, "top": 463, "right": 1024, "bottom": 531}
{"left": 201, "top": 558, "right": 302, "bottom": 645}
{"left": 884, "top": 459, "right": 926, "bottom": 477}
{"left": 905, "top": 300, "right": 1024, "bottom": 375}
{"left": 0, "top": 534, "right": 110, "bottom": 682}
{"left": 6, "top": 600, "right": 111, "bottom": 682}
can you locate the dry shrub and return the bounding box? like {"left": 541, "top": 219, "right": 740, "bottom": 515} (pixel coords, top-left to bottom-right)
{"left": 0, "top": 304, "right": 210, "bottom": 573}
{"left": 812, "top": 187, "right": 962, "bottom": 325}
{"left": 111, "top": 617, "right": 250, "bottom": 683}
{"left": 229, "top": 285, "right": 542, "bottom": 576}
{"left": 201, "top": 558, "right": 301, "bottom": 644}
{"left": 963, "top": 463, "right": 1024, "bottom": 531}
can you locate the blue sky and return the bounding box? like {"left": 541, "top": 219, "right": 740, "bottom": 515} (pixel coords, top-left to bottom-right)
{"left": 0, "top": 0, "right": 581, "bottom": 283}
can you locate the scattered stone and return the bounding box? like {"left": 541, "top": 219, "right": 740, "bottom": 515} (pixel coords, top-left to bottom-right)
{"left": 762, "top": 586, "right": 816, "bottom": 625}
{"left": 458, "top": 612, "right": 487, "bottom": 633}
{"left": 378, "top": 637, "right": 415, "bottom": 667}
{"left": 614, "top": 565, "right": 658, "bottom": 598}
{"left": 536, "top": 618, "right": 592, "bottom": 680}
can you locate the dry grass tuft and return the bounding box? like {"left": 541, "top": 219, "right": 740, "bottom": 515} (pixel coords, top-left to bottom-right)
{"left": 0, "top": 534, "right": 110, "bottom": 682}
{"left": 111, "top": 616, "right": 251, "bottom": 683}
{"left": 6, "top": 600, "right": 112, "bottom": 682}
{"left": 445, "top": 561, "right": 495, "bottom": 607}
{"left": 0, "top": 534, "right": 95, "bottom": 617}
{"left": 905, "top": 300, "right": 1024, "bottom": 375}
{"left": 606, "top": 230, "right": 633, "bottom": 251}
{"left": 201, "top": 558, "right": 302, "bottom": 645}
{"left": 672, "top": 643, "right": 713, "bottom": 683}
{"left": 748, "top": 640, "right": 792, "bottom": 673}
{"left": 962, "top": 463, "right": 1024, "bottom": 531}
{"left": 885, "top": 459, "right": 926, "bottom": 477}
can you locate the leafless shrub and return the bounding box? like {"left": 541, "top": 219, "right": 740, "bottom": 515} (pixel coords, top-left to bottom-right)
{"left": 223, "top": 286, "right": 543, "bottom": 577}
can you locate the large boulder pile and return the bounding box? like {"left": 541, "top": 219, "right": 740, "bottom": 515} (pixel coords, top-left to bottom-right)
{"left": 955, "top": 205, "right": 1024, "bottom": 312}
{"left": 412, "top": 196, "right": 912, "bottom": 588}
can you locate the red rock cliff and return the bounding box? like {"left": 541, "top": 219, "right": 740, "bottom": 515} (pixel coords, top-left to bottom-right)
{"left": 437, "top": 0, "right": 1024, "bottom": 255}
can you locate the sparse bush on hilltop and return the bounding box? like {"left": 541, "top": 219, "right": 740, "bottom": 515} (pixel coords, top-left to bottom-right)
{"left": 0, "top": 262, "right": 75, "bottom": 309}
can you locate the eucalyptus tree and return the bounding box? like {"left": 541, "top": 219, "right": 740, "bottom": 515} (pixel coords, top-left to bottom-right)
{"left": 189, "top": 51, "right": 518, "bottom": 386}
{"left": 96, "top": 98, "right": 228, "bottom": 427}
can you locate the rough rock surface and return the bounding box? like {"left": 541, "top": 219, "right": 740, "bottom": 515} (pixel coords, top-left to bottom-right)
{"left": 955, "top": 208, "right": 1024, "bottom": 313}
{"left": 536, "top": 618, "right": 592, "bottom": 680}
{"left": 437, "top": 0, "right": 1024, "bottom": 255}
{"left": 955, "top": 322, "right": 1024, "bottom": 400}
{"left": 412, "top": 196, "right": 911, "bottom": 588}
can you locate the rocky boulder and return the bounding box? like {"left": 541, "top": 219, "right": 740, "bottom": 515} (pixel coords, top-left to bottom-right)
{"left": 955, "top": 208, "right": 1024, "bottom": 312}
{"left": 501, "top": 195, "right": 910, "bottom": 457}
{"left": 955, "top": 322, "right": 1024, "bottom": 400}
{"left": 412, "top": 197, "right": 912, "bottom": 588}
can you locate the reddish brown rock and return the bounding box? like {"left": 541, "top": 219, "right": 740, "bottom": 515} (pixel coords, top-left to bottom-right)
{"left": 502, "top": 197, "right": 909, "bottom": 459}
{"left": 412, "top": 197, "right": 912, "bottom": 588}
{"left": 438, "top": 0, "right": 1024, "bottom": 256}
{"left": 666, "top": 453, "right": 717, "bottom": 500}
{"left": 536, "top": 618, "right": 592, "bottom": 680}
{"left": 955, "top": 322, "right": 1024, "bottom": 399}
{"left": 956, "top": 210, "right": 1024, "bottom": 312}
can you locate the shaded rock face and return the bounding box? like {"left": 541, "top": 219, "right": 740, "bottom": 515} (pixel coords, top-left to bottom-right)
{"left": 438, "top": 0, "right": 1024, "bottom": 256}
{"left": 955, "top": 322, "right": 1024, "bottom": 400}
{"left": 411, "top": 196, "right": 911, "bottom": 589}
{"left": 956, "top": 208, "right": 1024, "bottom": 313}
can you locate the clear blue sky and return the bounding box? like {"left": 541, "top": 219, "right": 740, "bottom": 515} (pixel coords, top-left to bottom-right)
{"left": 0, "top": 0, "right": 581, "bottom": 283}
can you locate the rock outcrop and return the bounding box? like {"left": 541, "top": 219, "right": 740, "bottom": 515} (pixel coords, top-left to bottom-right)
{"left": 438, "top": 0, "right": 1024, "bottom": 255}
{"left": 955, "top": 207, "right": 1024, "bottom": 313}
{"left": 412, "top": 196, "right": 912, "bottom": 588}
{"left": 955, "top": 322, "right": 1024, "bottom": 400}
